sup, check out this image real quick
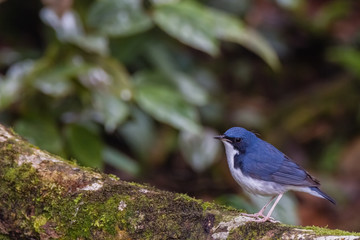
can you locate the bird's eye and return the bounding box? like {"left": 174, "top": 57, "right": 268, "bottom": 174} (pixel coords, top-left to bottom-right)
{"left": 235, "top": 138, "right": 241, "bottom": 143}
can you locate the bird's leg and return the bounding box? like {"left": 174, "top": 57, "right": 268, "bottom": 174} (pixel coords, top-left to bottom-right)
{"left": 241, "top": 196, "right": 276, "bottom": 219}
{"left": 255, "top": 196, "right": 276, "bottom": 218}
{"left": 254, "top": 193, "right": 283, "bottom": 223}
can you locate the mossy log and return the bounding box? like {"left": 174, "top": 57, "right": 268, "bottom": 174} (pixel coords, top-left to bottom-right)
{"left": 0, "top": 124, "right": 359, "bottom": 240}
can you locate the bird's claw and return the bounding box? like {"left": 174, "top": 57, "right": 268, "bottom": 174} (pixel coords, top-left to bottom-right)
{"left": 252, "top": 217, "right": 279, "bottom": 223}
{"left": 240, "top": 212, "right": 267, "bottom": 219}
{"left": 240, "top": 212, "right": 260, "bottom": 217}
{"left": 240, "top": 213, "right": 278, "bottom": 223}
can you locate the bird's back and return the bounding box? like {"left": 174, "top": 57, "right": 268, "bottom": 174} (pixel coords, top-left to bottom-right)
{"left": 242, "top": 139, "right": 319, "bottom": 187}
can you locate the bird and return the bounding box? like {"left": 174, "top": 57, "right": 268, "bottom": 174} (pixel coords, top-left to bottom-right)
{"left": 215, "top": 127, "right": 335, "bottom": 222}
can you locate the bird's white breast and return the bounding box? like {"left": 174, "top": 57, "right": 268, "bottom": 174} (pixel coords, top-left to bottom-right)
{"left": 222, "top": 141, "right": 285, "bottom": 196}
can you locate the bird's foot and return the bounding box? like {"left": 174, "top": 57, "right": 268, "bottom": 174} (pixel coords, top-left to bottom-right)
{"left": 240, "top": 212, "right": 264, "bottom": 219}
{"left": 241, "top": 212, "right": 268, "bottom": 219}
{"left": 240, "top": 213, "right": 278, "bottom": 222}
{"left": 251, "top": 216, "right": 279, "bottom": 223}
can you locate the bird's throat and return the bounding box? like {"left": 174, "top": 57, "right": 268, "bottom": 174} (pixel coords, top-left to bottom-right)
{"left": 223, "top": 141, "right": 243, "bottom": 170}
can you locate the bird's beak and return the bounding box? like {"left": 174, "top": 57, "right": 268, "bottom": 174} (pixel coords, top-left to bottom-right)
{"left": 214, "top": 135, "right": 230, "bottom": 142}
{"left": 214, "top": 135, "right": 224, "bottom": 140}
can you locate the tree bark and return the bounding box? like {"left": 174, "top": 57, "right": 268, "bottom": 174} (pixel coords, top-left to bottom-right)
{"left": 0, "top": 124, "right": 358, "bottom": 240}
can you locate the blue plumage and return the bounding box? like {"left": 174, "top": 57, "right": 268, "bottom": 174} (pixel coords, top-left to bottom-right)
{"left": 215, "top": 127, "right": 335, "bottom": 222}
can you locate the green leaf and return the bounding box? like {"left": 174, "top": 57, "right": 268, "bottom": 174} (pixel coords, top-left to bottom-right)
{"left": 208, "top": 8, "right": 280, "bottom": 71}
{"left": 328, "top": 47, "right": 360, "bottom": 77}
{"left": 145, "top": 45, "right": 209, "bottom": 106}
{"left": 70, "top": 35, "right": 109, "bottom": 56}
{"left": 118, "top": 107, "right": 155, "bottom": 160}
{"left": 313, "top": 1, "right": 350, "bottom": 30}
{"left": 92, "top": 92, "right": 129, "bottom": 131}
{"left": 103, "top": 146, "right": 140, "bottom": 176}
{"left": 166, "top": 71, "right": 209, "bottom": 105}
{"left": 150, "top": 0, "right": 179, "bottom": 5}
{"left": 229, "top": 28, "right": 280, "bottom": 72}
{"left": 40, "top": 8, "right": 108, "bottom": 55}
{"left": 133, "top": 70, "right": 173, "bottom": 88}
{"left": 153, "top": 1, "right": 219, "bottom": 56}
{"left": 135, "top": 84, "right": 201, "bottom": 133}
{"left": 0, "top": 60, "right": 34, "bottom": 109}
{"left": 14, "top": 117, "right": 64, "bottom": 156}
{"left": 110, "top": 34, "right": 149, "bottom": 64}
{"left": 33, "top": 60, "right": 86, "bottom": 97}
{"left": 153, "top": 1, "right": 279, "bottom": 70}
{"left": 179, "top": 128, "right": 221, "bottom": 172}
{"left": 27, "top": 47, "right": 94, "bottom": 97}
{"left": 65, "top": 124, "right": 103, "bottom": 169}
{"left": 0, "top": 78, "right": 19, "bottom": 110}
{"left": 88, "top": 0, "right": 153, "bottom": 37}
{"left": 99, "top": 58, "right": 133, "bottom": 101}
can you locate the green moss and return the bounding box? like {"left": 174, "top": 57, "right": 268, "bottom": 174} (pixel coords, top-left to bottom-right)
{"left": 33, "top": 215, "right": 48, "bottom": 233}
{"left": 127, "top": 181, "right": 146, "bottom": 188}
{"left": 175, "top": 192, "right": 241, "bottom": 214}
{"left": 73, "top": 193, "right": 83, "bottom": 205}
{"left": 3, "top": 167, "right": 19, "bottom": 182}
{"left": 227, "top": 223, "right": 360, "bottom": 240}
{"left": 176, "top": 193, "right": 214, "bottom": 210}
{"left": 108, "top": 174, "right": 120, "bottom": 181}
{"left": 229, "top": 222, "right": 292, "bottom": 240}
{"left": 0, "top": 155, "right": 43, "bottom": 238}
{"left": 45, "top": 192, "right": 123, "bottom": 239}
{"left": 175, "top": 193, "right": 195, "bottom": 202}
{"left": 0, "top": 234, "right": 11, "bottom": 240}
{"left": 0, "top": 137, "right": 122, "bottom": 239}
{"left": 101, "top": 185, "right": 216, "bottom": 239}
{"left": 303, "top": 225, "right": 360, "bottom": 236}
{"left": 5, "top": 143, "right": 13, "bottom": 150}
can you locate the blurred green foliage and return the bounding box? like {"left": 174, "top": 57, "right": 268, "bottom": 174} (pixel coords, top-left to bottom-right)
{"left": 0, "top": 0, "right": 278, "bottom": 173}
{"left": 2, "top": 0, "right": 360, "bottom": 228}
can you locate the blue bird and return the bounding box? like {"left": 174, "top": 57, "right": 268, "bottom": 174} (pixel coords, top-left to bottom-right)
{"left": 215, "top": 127, "right": 335, "bottom": 222}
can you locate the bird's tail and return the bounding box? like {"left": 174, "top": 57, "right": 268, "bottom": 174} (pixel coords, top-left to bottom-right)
{"left": 309, "top": 187, "right": 336, "bottom": 205}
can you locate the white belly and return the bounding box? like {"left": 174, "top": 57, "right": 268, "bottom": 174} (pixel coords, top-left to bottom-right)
{"left": 223, "top": 141, "right": 285, "bottom": 196}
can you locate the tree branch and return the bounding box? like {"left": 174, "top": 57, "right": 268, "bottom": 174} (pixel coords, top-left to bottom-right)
{"left": 0, "top": 124, "right": 358, "bottom": 239}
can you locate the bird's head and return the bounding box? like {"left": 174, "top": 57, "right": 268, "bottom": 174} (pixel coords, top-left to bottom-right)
{"left": 214, "top": 127, "right": 256, "bottom": 149}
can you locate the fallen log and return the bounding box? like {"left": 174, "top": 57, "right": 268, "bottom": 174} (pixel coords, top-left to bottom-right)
{"left": 0, "top": 124, "right": 358, "bottom": 239}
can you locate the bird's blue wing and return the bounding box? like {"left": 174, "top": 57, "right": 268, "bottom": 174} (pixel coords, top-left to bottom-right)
{"left": 240, "top": 141, "right": 319, "bottom": 186}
